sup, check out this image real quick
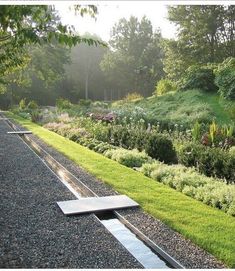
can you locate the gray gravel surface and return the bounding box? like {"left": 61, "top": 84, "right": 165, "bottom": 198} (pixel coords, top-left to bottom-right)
{"left": 5, "top": 118, "right": 227, "bottom": 268}
{"left": 0, "top": 120, "right": 142, "bottom": 268}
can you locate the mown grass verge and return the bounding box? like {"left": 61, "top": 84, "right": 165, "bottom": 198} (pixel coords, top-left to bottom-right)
{"left": 7, "top": 112, "right": 235, "bottom": 267}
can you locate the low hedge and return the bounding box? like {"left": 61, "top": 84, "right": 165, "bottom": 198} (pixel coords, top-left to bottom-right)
{"left": 178, "top": 142, "right": 235, "bottom": 183}
{"left": 139, "top": 162, "right": 235, "bottom": 216}
{"left": 104, "top": 148, "right": 151, "bottom": 168}
{"left": 144, "top": 133, "right": 177, "bottom": 164}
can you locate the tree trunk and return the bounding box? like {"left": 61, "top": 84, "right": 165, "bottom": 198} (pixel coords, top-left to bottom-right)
{"left": 85, "top": 72, "right": 89, "bottom": 100}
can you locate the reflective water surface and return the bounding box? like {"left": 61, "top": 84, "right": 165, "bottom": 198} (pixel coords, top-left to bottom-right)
{"left": 101, "top": 217, "right": 171, "bottom": 269}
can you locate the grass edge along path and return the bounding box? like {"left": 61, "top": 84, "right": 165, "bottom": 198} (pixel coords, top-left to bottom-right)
{"left": 7, "top": 112, "right": 235, "bottom": 268}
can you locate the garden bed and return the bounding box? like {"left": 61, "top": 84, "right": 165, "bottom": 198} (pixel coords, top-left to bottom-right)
{"left": 7, "top": 112, "right": 235, "bottom": 268}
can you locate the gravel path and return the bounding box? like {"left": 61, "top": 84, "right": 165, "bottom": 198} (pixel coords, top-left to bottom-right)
{"left": 18, "top": 125, "right": 226, "bottom": 269}
{"left": 0, "top": 120, "right": 142, "bottom": 268}
{"left": 4, "top": 118, "right": 226, "bottom": 268}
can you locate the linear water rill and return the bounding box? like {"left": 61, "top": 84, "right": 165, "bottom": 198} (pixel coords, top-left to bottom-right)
{"left": 4, "top": 116, "right": 184, "bottom": 269}
{"left": 98, "top": 212, "right": 172, "bottom": 269}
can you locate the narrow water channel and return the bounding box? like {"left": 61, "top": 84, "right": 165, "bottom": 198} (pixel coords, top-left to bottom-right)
{"left": 99, "top": 214, "right": 172, "bottom": 269}
{"left": 5, "top": 118, "right": 174, "bottom": 269}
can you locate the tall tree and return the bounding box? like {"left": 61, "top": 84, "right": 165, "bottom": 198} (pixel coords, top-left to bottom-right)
{"left": 0, "top": 5, "right": 102, "bottom": 91}
{"left": 101, "top": 16, "right": 164, "bottom": 98}
{"left": 2, "top": 43, "right": 71, "bottom": 106}
{"left": 164, "top": 5, "right": 235, "bottom": 80}
{"left": 66, "top": 34, "right": 108, "bottom": 100}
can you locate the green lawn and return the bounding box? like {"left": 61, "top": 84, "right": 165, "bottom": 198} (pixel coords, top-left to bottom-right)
{"left": 7, "top": 112, "right": 235, "bottom": 267}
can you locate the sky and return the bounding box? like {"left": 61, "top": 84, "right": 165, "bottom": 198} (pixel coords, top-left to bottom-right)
{"left": 55, "top": 1, "right": 178, "bottom": 42}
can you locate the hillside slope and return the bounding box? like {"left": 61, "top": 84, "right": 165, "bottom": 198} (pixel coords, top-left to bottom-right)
{"left": 112, "top": 90, "right": 234, "bottom": 127}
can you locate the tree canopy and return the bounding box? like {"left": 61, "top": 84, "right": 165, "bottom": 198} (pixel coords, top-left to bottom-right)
{"left": 0, "top": 5, "right": 103, "bottom": 88}
{"left": 101, "top": 16, "right": 164, "bottom": 97}
{"left": 1, "top": 4, "right": 234, "bottom": 107}
{"left": 164, "top": 5, "right": 235, "bottom": 80}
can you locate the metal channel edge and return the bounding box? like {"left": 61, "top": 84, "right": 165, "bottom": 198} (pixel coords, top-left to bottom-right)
{"left": 4, "top": 115, "right": 185, "bottom": 269}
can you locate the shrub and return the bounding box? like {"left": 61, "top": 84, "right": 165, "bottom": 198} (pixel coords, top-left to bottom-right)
{"left": 144, "top": 133, "right": 177, "bottom": 164}
{"left": 67, "top": 128, "right": 89, "bottom": 142}
{"left": 89, "top": 112, "right": 116, "bottom": 123}
{"left": 139, "top": 161, "right": 162, "bottom": 177}
{"left": 229, "top": 146, "right": 235, "bottom": 156}
{"left": 123, "top": 92, "right": 143, "bottom": 101}
{"left": 139, "top": 162, "right": 235, "bottom": 216}
{"left": 215, "top": 57, "right": 235, "bottom": 100}
{"left": 178, "top": 142, "right": 235, "bottom": 182}
{"left": 226, "top": 101, "right": 235, "bottom": 120}
{"left": 108, "top": 125, "right": 148, "bottom": 150}
{"left": 155, "top": 79, "right": 177, "bottom": 96}
{"left": 91, "top": 122, "right": 111, "bottom": 142}
{"left": 227, "top": 202, "right": 235, "bottom": 216}
{"left": 92, "top": 101, "right": 109, "bottom": 108}
{"left": 93, "top": 142, "right": 115, "bottom": 154}
{"left": 44, "top": 122, "right": 71, "bottom": 137}
{"left": 19, "top": 98, "right": 26, "bottom": 110}
{"left": 30, "top": 110, "right": 41, "bottom": 123}
{"left": 179, "top": 65, "right": 218, "bottom": 92}
{"left": 109, "top": 125, "right": 130, "bottom": 147}
{"left": 114, "top": 106, "right": 147, "bottom": 125}
{"left": 17, "top": 111, "right": 31, "bottom": 120}
{"left": 56, "top": 98, "right": 72, "bottom": 110}
{"left": 79, "top": 99, "right": 92, "bottom": 107}
{"left": 104, "top": 148, "right": 150, "bottom": 168}
{"left": 27, "top": 100, "right": 38, "bottom": 110}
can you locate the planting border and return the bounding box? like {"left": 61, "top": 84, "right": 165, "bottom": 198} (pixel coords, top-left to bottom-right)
{"left": 6, "top": 112, "right": 235, "bottom": 268}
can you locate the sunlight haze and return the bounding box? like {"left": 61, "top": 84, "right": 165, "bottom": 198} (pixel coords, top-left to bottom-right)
{"left": 56, "top": 1, "right": 177, "bottom": 41}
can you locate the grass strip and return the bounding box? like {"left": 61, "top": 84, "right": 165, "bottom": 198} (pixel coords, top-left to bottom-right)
{"left": 7, "top": 112, "right": 235, "bottom": 267}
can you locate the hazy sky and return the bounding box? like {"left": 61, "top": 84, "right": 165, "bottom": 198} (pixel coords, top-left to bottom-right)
{"left": 55, "top": 1, "right": 177, "bottom": 41}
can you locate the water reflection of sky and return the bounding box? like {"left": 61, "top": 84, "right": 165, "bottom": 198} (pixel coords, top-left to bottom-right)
{"left": 101, "top": 218, "right": 170, "bottom": 269}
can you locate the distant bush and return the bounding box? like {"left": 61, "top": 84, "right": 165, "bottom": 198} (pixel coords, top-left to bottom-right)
{"left": 155, "top": 79, "right": 177, "bottom": 96}
{"left": 17, "top": 111, "right": 31, "bottom": 120}
{"left": 123, "top": 92, "right": 143, "bottom": 101}
{"left": 27, "top": 100, "right": 38, "bottom": 110}
{"left": 56, "top": 98, "right": 72, "bottom": 110}
{"left": 215, "top": 57, "right": 235, "bottom": 100}
{"left": 88, "top": 112, "right": 116, "bottom": 123}
{"left": 180, "top": 65, "right": 218, "bottom": 92}
{"left": 178, "top": 142, "right": 235, "bottom": 182}
{"left": 92, "top": 101, "right": 109, "bottom": 108}
{"left": 107, "top": 124, "right": 147, "bottom": 151}
{"left": 79, "top": 99, "right": 92, "bottom": 107}
{"left": 144, "top": 133, "right": 177, "bottom": 164}
{"left": 19, "top": 98, "right": 26, "bottom": 110}
{"left": 30, "top": 110, "right": 41, "bottom": 123}
{"left": 114, "top": 106, "right": 147, "bottom": 125}
{"left": 104, "top": 148, "right": 150, "bottom": 168}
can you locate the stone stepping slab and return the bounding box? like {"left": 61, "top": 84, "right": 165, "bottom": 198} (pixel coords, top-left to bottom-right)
{"left": 57, "top": 195, "right": 139, "bottom": 215}
{"left": 7, "top": 131, "right": 32, "bottom": 135}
